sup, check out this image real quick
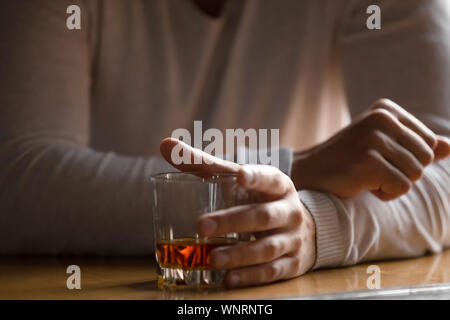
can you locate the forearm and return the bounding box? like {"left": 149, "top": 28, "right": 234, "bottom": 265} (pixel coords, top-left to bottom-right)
{"left": 0, "top": 1, "right": 177, "bottom": 255}
{"left": 300, "top": 158, "right": 450, "bottom": 269}
{"left": 0, "top": 137, "right": 173, "bottom": 255}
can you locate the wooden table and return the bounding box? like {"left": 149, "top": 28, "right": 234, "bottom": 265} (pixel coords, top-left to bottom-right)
{"left": 1, "top": 250, "right": 450, "bottom": 300}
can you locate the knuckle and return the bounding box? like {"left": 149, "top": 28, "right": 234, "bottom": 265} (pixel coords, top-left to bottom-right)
{"left": 366, "top": 108, "right": 395, "bottom": 127}
{"left": 362, "top": 149, "right": 381, "bottom": 167}
{"left": 260, "top": 207, "right": 275, "bottom": 226}
{"left": 266, "top": 264, "right": 280, "bottom": 282}
{"left": 264, "top": 239, "right": 279, "bottom": 260}
{"left": 293, "top": 235, "right": 302, "bottom": 249}
{"left": 371, "top": 98, "right": 393, "bottom": 111}
{"left": 273, "top": 174, "right": 285, "bottom": 190}
{"left": 365, "top": 130, "right": 386, "bottom": 148}
{"left": 353, "top": 151, "right": 377, "bottom": 177}
{"left": 290, "top": 207, "right": 303, "bottom": 225}
{"left": 283, "top": 200, "right": 300, "bottom": 224}
{"left": 260, "top": 204, "right": 281, "bottom": 227}
{"left": 291, "top": 257, "right": 302, "bottom": 275}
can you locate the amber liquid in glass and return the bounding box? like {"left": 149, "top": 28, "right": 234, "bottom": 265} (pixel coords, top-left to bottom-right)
{"left": 156, "top": 237, "right": 237, "bottom": 270}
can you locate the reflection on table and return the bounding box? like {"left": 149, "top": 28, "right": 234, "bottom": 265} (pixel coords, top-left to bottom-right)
{"left": 1, "top": 250, "right": 450, "bottom": 299}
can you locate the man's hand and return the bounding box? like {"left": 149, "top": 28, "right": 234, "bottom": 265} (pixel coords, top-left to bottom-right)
{"left": 292, "top": 99, "right": 450, "bottom": 201}
{"left": 160, "top": 138, "right": 316, "bottom": 288}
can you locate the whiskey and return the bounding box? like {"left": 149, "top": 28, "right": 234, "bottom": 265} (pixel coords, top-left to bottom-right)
{"left": 156, "top": 237, "right": 237, "bottom": 270}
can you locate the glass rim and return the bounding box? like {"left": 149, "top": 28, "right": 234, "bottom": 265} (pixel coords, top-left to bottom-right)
{"left": 149, "top": 171, "right": 238, "bottom": 182}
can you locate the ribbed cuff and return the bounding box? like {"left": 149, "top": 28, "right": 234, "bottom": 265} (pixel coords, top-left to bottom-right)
{"left": 298, "top": 190, "right": 345, "bottom": 269}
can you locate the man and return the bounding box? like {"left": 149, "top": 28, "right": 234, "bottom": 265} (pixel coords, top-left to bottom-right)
{"left": 0, "top": 0, "right": 449, "bottom": 288}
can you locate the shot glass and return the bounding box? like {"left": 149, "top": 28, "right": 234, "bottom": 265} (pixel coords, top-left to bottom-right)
{"left": 150, "top": 172, "right": 257, "bottom": 289}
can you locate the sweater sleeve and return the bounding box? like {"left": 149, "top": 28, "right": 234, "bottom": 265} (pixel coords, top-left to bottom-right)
{"left": 301, "top": 159, "right": 450, "bottom": 269}
{"left": 300, "top": 0, "right": 450, "bottom": 269}
{"left": 0, "top": 0, "right": 173, "bottom": 255}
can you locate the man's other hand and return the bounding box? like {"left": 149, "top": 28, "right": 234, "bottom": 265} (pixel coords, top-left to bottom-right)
{"left": 292, "top": 99, "right": 450, "bottom": 201}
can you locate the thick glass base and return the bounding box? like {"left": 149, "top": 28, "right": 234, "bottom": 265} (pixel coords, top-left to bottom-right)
{"left": 157, "top": 265, "right": 226, "bottom": 289}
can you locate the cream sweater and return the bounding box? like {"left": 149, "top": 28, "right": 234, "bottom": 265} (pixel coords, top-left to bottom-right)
{"left": 0, "top": 0, "right": 449, "bottom": 269}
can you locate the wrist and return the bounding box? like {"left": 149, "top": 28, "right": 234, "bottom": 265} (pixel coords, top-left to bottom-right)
{"left": 291, "top": 149, "right": 317, "bottom": 190}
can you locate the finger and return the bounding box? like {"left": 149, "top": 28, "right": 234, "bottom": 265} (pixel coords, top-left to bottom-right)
{"left": 364, "top": 108, "right": 434, "bottom": 166}
{"left": 210, "top": 232, "right": 301, "bottom": 269}
{"left": 393, "top": 122, "right": 435, "bottom": 166}
{"left": 197, "top": 200, "right": 301, "bottom": 236}
{"left": 369, "top": 150, "right": 411, "bottom": 200}
{"left": 160, "top": 137, "right": 240, "bottom": 174}
{"left": 368, "top": 111, "right": 435, "bottom": 167}
{"left": 375, "top": 131, "right": 424, "bottom": 182}
{"left": 237, "top": 165, "right": 292, "bottom": 197}
{"left": 224, "top": 256, "right": 302, "bottom": 288}
{"left": 434, "top": 136, "right": 450, "bottom": 161}
{"left": 372, "top": 99, "right": 437, "bottom": 150}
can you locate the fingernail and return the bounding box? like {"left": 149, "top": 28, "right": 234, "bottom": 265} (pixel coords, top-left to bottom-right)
{"left": 241, "top": 166, "right": 255, "bottom": 187}
{"left": 227, "top": 274, "right": 240, "bottom": 287}
{"left": 199, "top": 218, "right": 217, "bottom": 235}
{"left": 212, "top": 251, "right": 229, "bottom": 268}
